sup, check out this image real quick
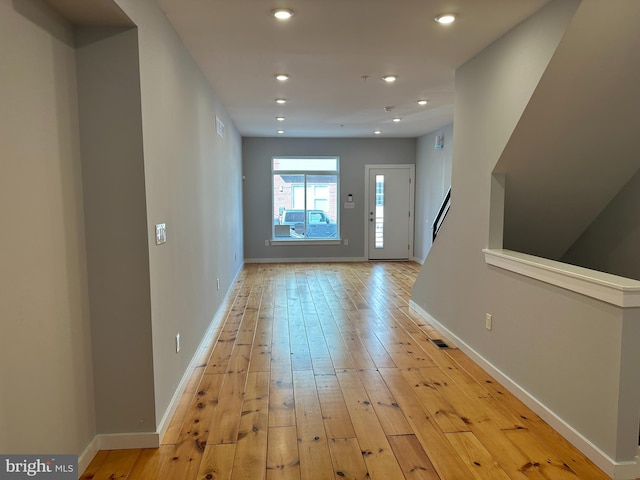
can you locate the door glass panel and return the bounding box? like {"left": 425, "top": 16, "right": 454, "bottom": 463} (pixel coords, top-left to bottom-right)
{"left": 375, "top": 174, "right": 384, "bottom": 248}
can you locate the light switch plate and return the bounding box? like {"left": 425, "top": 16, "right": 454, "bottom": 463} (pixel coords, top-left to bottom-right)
{"left": 155, "top": 223, "right": 167, "bottom": 245}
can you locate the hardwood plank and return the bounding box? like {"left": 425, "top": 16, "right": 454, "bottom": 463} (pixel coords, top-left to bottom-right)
{"left": 321, "top": 331, "right": 356, "bottom": 370}
{"left": 357, "top": 369, "right": 412, "bottom": 436}
{"left": 79, "top": 449, "right": 109, "bottom": 480}
{"left": 387, "top": 435, "right": 439, "bottom": 480}
{"left": 339, "top": 333, "right": 376, "bottom": 370}
{"left": 327, "top": 437, "right": 370, "bottom": 480}
{"left": 335, "top": 370, "right": 405, "bottom": 480}
{"left": 249, "top": 314, "right": 273, "bottom": 373}
{"left": 315, "top": 374, "right": 356, "bottom": 439}
{"left": 91, "top": 449, "right": 142, "bottom": 480}
{"left": 163, "top": 366, "right": 207, "bottom": 444}
{"left": 270, "top": 304, "right": 292, "bottom": 369}
{"left": 180, "top": 373, "right": 226, "bottom": 450}
{"left": 445, "top": 431, "right": 511, "bottom": 480}
{"left": 415, "top": 366, "right": 522, "bottom": 431}
{"left": 379, "top": 368, "right": 476, "bottom": 479}
{"left": 463, "top": 423, "right": 536, "bottom": 480}
{"left": 269, "top": 367, "right": 295, "bottom": 428}
{"left": 266, "top": 426, "right": 301, "bottom": 480}
{"left": 195, "top": 444, "right": 236, "bottom": 480}
{"left": 399, "top": 367, "right": 470, "bottom": 434}
{"left": 235, "top": 286, "right": 262, "bottom": 346}
{"left": 207, "top": 371, "right": 248, "bottom": 445}
{"left": 288, "top": 318, "right": 313, "bottom": 371}
{"left": 159, "top": 440, "right": 203, "bottom": 480}
{"left": 292, "top": 370, "right": 335, "bottom": 480}
{"left": 206, "top": 331, "right": 239, "bottom": 374}
{"left": 231, "top": 371, "right": 270, "bottom": 480}
{"left": 445, "top": 348, "right": 610, "bottom": 479}
{"left": 504, "top": 428, "right": 602, "bottom": 480}
{"left": 304, "top": 319, "right": 336, "bottom": 375}
{"left": 128, "top": 446, "right": 174, "bottom": 480}
{"left": 164, "top": 374, "right": 235, "bottom": 480}
{"left": 79, "top": 262, "right": 611, "bottom": 480}
{"left": 344, "top": 313, "right": 396, "bottom": 368}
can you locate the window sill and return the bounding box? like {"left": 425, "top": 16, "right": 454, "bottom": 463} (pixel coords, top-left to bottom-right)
{"left": 271, "top": 239, "right": 342, "bottom": 246}
{"left": 483, "top": 248, "right": 640, "bottom": 307}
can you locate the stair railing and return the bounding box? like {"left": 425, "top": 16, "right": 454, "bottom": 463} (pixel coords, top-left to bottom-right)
{"left": 432, "top": 187, "right": 451, "bottom": 242}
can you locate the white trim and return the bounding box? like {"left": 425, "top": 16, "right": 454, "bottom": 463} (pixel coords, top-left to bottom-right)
{"left": 483, "top": 249, "right": 640, "bottom": 307}
{"left": 270, "top": 239, "right": 341, "bottom": 246}
{"left": 245, "top": 256, "right": 367, "bottom": 264}
{"left": 409, "top": 300, "right": 640, "bottom": 480}
{"left": 412, "top": 255, "right": 425, "bottom": 265}
{"left": 78, "top": 436, "right": 99, "bottom": 477}
{"left": 77, "top": 431, "right": 159, "bottom": 477}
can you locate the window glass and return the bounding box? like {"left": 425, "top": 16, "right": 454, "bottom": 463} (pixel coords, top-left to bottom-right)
{"left": 273, "top": 158, "right": 339, "bottom": 240}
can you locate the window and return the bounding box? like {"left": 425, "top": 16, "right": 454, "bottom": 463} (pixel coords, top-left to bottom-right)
{"left": 273, "top": 157, "right": 339, "bottom": 240}
{"left": 375, "top": 174, "right": 384, "bottom": 248}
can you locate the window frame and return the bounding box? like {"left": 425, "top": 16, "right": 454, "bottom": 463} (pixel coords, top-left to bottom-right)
{"left": 271, "top": 156, "right": 341, "bottom": 245}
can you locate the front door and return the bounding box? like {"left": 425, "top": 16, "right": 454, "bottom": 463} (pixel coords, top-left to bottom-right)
{"left": 366, "top": 165, "right": 414, "bottom": 260}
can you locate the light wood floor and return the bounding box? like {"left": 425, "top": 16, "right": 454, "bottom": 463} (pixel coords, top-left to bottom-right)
{"left": 81, "top": 261, "right": 611, "bottom": 480}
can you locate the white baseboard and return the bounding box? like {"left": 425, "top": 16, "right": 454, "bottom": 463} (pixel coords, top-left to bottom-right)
{"left": 408, "top": 300, "right": 640, "bottom": 480}
{"left": 78, "top": 436, "right": 99, "bottom": 477}
{"left": 77, "top": 432, "right": 159, "bottom": 478}
{"left": 245, "top": 256, "right": 367, "bottom": 263}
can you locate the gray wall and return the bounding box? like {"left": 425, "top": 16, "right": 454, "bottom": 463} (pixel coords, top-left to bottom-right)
{"left": 412, "top": 0, "right": 640, "bottom": 462}
{"left": 562, "top": 166, "right": 640, "bottom": 280}
{"left": 242, "top": 137, "right": 415, "bottom": 261}
{"left": 496, "top": 0, "right": 640, "bottom": 261}
{"left": 0, "top": 1, "right": 96, "bottom": 454}
{"left": 0, "top": 0, "right": 244, "bottom": 458}
{"left": 113, "top": 0, "right": 244, "bottom": 430}
{"left": 414, "top": 124, "right": 453, "bottom": 262}
{"left": 75, "top": 26, "right": 156, "bottom": 434}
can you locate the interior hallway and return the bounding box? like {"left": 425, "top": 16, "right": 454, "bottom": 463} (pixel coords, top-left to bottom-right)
{"left": 80, "top": 262, "right": 610, "bottom": 479}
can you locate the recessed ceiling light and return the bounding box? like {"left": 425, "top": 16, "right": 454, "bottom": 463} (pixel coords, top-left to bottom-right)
{"left": 374, "top": 130, "right": 382, "bottom": 135}
{"left": 275, "top": 98, "right": 287, "bottom": 104}
{"left": 277, "top": 130, "right": 285, "bottom": 134}
{"left": 275, "top": 73, "right": 290, "bottom": 81}
{"left": 382, "top": 75, "right": 397, "bottom": 83}
{"left": 418, "top": 99, "right": 428, "bottom": 105}
{"left": 272, "top": 8, "right": 294, "bottom": 20}
{"left": 435, "top": 14, "right": 456, "bottom": 24}
{"left": 392, "top": 117, "right": 402, "bottom": 123}
{"left": 276, "top": 116, "right": 285, "bottom": 121}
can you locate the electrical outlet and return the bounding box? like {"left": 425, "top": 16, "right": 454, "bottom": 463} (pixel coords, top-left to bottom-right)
{"left": 176, "top": 333, "right": 181, "bottom": 353}
{"left": 344, "top": 238, "right": 349, "bottom": 245}
{"left": 265, "top": 240, "right": 270, "bottom": 246}
{"left": 485, "top": 313, "right": 492, "bottom": 331}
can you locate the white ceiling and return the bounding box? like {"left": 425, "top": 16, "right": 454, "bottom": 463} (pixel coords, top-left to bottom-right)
{"left": 156, "top": 0, "right": 551, "bottom": 138}
{"left": 45, "top": 0, "right": 549, "bottom": 138}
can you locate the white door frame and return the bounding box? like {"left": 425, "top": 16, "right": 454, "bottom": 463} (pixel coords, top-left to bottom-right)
{"left": 364, "top": 164, "right": 415, "bottom": 260}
